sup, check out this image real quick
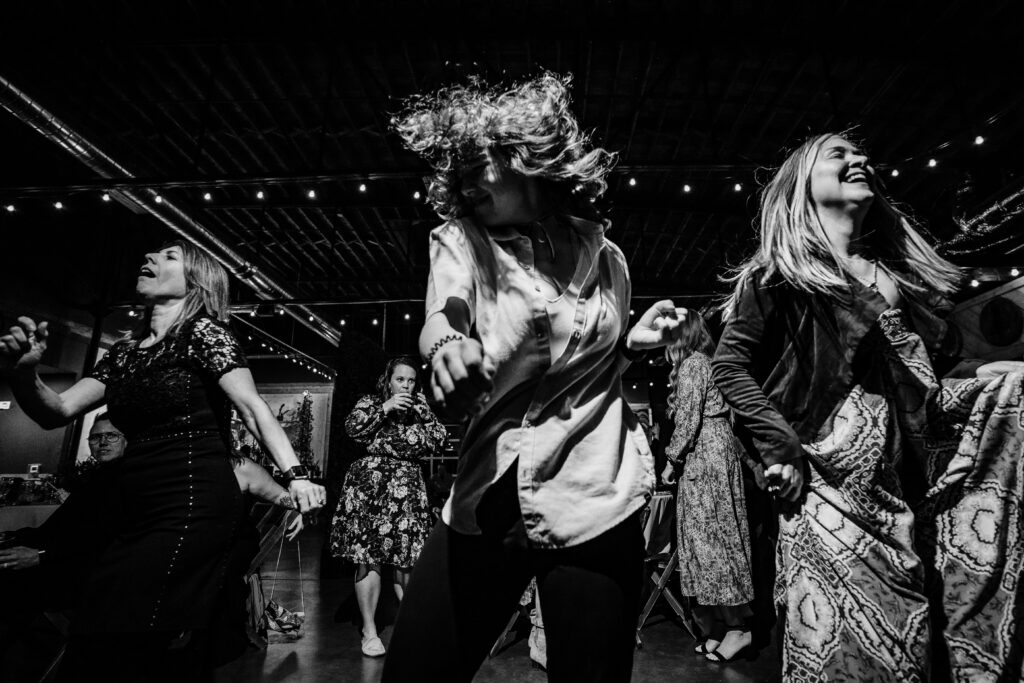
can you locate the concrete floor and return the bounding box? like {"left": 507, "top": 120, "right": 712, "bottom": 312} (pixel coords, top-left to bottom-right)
{"left": 215, "top": 530, "right": 782, "bottom": 683}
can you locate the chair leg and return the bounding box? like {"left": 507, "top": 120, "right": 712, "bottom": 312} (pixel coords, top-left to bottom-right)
{"left": 38, "top": 644, "right": 66, "bottom": 683}
{"left": 489, "top": 609, "right": 523, "bottom": 658}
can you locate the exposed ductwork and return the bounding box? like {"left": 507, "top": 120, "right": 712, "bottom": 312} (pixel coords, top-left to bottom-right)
{"left": 0, "top": 73, "right": 341, "bottom": 346}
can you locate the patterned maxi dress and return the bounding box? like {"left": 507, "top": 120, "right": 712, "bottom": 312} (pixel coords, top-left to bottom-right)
{"left": 667, "top": 352, "right": 754, "bottom": 606}
{"left": 330, "top": 393, "right": 447, "bottom": 568}
{"left": 778, "top": 308, "right": 1023, "bottom": 682}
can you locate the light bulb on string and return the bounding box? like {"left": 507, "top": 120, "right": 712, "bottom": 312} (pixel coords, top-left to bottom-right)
{"left": 277, "top": 307, "right": 285, "bottom": 315}
{"left": 54, "top": 201, "right": 64, "bottom": 210}
{"left": 403, "top": 313, "right": 410, "bottom": 321}
{"left": 340, "top": 319, "right": 346, "bottom": 326}
{"left": 154, "top": 195, "right": 163, "bottom": 204}
{"left": 890, "top": 169, "right": 899, "bottom": 177}
{"left": 733, "top": 183, "right": 743, "bottom": 192}
{"left": 413, "top": 191, "right": 421, "bottom": 200}
{"left": 974, "top": 135, "right": 985, "bottom": 145}
{"left": 970, "top": 279, "right": 980, "bottom": 287}
{"left": 4, "top": 204, "right": 14, "bottom": 213}
{"left": 203, "top": 192, "right": 212, "bottom": 201}
{"left": 628, "top": 177, "right": 637, "bottom": 187}
{"left": 1011, "top": 268, "right": 1020, "bottom": 277}
{"left": 358, "top": 183, "right": 367, "bottom": 193}
{"left": 256, "top": 190, "right": 265, "bottom": 200}
{"left": 682, "top": 184, "right": 692, "bottom": 193}
{"left": 372, "top": 318, "right": 379, "bottom": 326}
{"left": 102, "top": 193, "right": 111, "bottom": 202}
{"left": 127, "top": 310, "right": 137, "bottom": 318}
{"left": 927, "top": 159, "right": 937, "bottom": 168}
{"left": 307, "top": 189, "right": 317, "bottom": 199}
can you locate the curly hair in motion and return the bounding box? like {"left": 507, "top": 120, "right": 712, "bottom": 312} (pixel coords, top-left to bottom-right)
{"left": 721, "top": 132, "right": 961, "bottom": 318}
{"left": 391, "top": 71, "right": 616, "bottom": 220}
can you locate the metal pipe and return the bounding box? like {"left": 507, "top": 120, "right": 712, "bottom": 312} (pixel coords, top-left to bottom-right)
{"left": 0, "top": 73, "right": 341, "bottom": 346}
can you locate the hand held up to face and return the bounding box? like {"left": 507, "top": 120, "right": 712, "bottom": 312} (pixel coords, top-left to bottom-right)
{"left": 429, "top": 338, "right": 496, "bottom": 420}
{"left": 383, "top": 393, "right": 416, "bottom": 415}
{"left": 626, "top": 301, "right": 688, "bottom": 351}
{"left": 0, "top": 317, "right": 49, "bottom": 372}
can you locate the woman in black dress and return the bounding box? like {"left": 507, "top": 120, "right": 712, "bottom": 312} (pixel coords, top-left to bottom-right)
{"left": 0, "top": 240, "right": 326, "bottom": 680}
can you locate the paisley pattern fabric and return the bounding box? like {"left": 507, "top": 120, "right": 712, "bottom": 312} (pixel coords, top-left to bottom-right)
{"left": 778, "top": 308, "right": 1023, "bottom": 682}
{"left": 330, "top": 393, "right": 447, "bottom": 567}
{"left": 666, "top": 352, "right": 754, "bottom": 606}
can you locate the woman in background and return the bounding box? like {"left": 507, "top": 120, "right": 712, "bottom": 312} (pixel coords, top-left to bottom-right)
{"left": 663, "top": 313, "right": 754, "bottom": 663}
{"left": 330, "top": 356, "right": 447, "bottom": 657}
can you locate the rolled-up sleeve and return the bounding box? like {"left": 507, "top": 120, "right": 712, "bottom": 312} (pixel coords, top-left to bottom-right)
{"left": 425, "top": 221, "right": 478, "bottom": 324}
{"left": 712, "top": 280, "right": 803, "bottom": 467}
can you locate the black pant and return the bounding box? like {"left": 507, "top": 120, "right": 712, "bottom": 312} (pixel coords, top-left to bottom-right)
{"left": 382, "top": 511, "right": 644, "bottom": 683}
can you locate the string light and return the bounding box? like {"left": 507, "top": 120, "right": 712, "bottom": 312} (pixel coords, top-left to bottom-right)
{"left": 413, "top": 191, "right": 421, "bottom": 200}
{"left": 248, "top": 308, "right": 256, "bottom": 317}
{"left": 358, "top": 183, "right": 367, "bottom": 193}
{"left": 102, "top": 193, "right": 111, "bottom": 202}
{"left": 372, "top": 318, "right": 379, "bottom": 326}
{"left": 4, "top": 204, "right": 13, "bottom": 212}
{"left": 970, "top": 279, "right": 980, "bottom": 287}
{"left": 974, "top": 135, "right": 985, "bottom": 145}
{"left": 154, "top": 195, "right": 163, "bottom": 204}
{"left": 1012, "top": 268, "right": 1020, "bottom": 277}
{"left": 308, "top": 315, "right": 314, "bottom": 322}
{"left": 127, "top": 310, "right": 137, "bottom": 318}
{"left": 277, "top": 307, "right": 285, "bottom": 315}
{"left": 682, "top": 184, "right": 692, "bottom": 193}
{"left": 307, "top": 189, "right": 316, "bottom": 199}
{"left": 733, "top": 183, "right": 743, "bottom": 192}
{"left": 927, "top": 159, "right": 938, "bottom": 168}
{"left": 340, "top": 319, "right": 346, "bottom": 326}
{"left": 203, "top": 192, "right": 212, "bottom": 201}
{"left": 54, "top": 201, "right": 63, "bottom": 210}
{"left": 256, "top": 190, "right": 265, "bottom": 200}
{"left": 629, "top": 309, "right": 635, "bottom": 316}
{"left": 404, "top": 313, "right": 410, "bottom": 320}
{"left": 890, "top": 169, "right": 900, "bottom": 177}
{"left": 628, "top": 177, "right": 637, "bottom": 187}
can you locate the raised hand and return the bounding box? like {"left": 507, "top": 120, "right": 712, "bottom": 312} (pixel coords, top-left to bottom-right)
{"left": 626, "top": 301, "right": 688, "bottom": 351}
{"left": 0, "top": 317, "right": 49, "bottom": 372}
{"left": 429, "top": 337, "right": 495, "bottom": 420}
{"left": 383, "top": 392, "right": 416, "bottom": 415}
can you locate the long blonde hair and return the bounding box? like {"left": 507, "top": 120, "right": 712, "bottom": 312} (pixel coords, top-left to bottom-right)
{"left": 721, "top": 133, "right": 961, "bottom": 317}
{"left": 665, "top": 314, "right": 715, "bottom": 419}
{"left": 130, "top": 239, "right": 230, "bottom": 342}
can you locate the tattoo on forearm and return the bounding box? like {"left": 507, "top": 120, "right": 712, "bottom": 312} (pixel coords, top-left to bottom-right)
{"left": 277, "top": 493, "right": 295, "bottom": 509}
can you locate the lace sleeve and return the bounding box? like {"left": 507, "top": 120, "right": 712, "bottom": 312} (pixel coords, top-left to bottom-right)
{"left": 88, "top": 343, "right": 123, "bottom": 384}
{"left": 187, "top": 317, "right": 248, "bottom": 381}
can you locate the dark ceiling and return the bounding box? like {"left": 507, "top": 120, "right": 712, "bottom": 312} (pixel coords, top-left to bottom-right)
{"left": 1, "top": 0, "right": 1022, "bottom": 366}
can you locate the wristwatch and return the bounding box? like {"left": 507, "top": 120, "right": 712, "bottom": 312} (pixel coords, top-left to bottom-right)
{"left": 283, "top": 465, "right": 310, "bottom": 481}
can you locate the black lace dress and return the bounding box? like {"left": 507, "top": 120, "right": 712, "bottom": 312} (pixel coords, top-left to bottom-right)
{"left": 82, "top": 315, "right": 247, "bottom": 634}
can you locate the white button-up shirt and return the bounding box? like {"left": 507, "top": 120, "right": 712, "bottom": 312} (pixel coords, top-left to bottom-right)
{"left": 425, "top": 215, "right": 655, "bottom": 548}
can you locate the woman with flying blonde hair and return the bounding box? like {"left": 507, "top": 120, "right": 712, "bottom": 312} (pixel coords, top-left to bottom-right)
{"left": 662, "top": 313, "right": 754, "bottom": 663}
{"left": 712, "top": 133, "right": 1023, "bottom": 681}
{"left": 0, "top": 239, "right": 326, "bottom": 681}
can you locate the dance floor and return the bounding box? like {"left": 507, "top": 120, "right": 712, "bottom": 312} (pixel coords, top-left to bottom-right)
{"left": 215, "top": 528, "right": 782, "bottom": 682}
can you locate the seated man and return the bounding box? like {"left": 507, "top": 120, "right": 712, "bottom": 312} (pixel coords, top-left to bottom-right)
{"left": 0, "top": 413, "right": 125, "bottom": 678}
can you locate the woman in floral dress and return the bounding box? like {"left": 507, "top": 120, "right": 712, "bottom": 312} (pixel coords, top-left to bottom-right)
{"left": 663, "top": 313, "right": 754, "bottom": 662}
{"left": 330, "top": 356, "right": 446, "bottom": 657}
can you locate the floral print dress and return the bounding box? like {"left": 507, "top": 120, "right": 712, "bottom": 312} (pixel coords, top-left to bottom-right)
{"left": 330, "top": 393, "right": 447, "bottom": 568}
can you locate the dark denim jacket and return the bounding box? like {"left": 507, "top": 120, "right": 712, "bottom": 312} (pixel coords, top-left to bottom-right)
{"left": 711, "top": 271, "right": 956, "bottom": 467}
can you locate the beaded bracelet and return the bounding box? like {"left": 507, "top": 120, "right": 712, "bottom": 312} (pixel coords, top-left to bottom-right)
{"left": 426, "top": 334, "right": 466, "bottom": 365}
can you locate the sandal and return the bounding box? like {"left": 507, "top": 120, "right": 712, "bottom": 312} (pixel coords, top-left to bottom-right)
{"left": 705, "top": 644, "right": 753, "bottom": 663}
{"left": 361, "top": 635, "right": 386, "bottom": 657}
{"left": 694, "top": 639, "right": 720, "bottom": 654}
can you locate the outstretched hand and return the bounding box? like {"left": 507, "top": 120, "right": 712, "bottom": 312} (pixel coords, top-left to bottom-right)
{"left": 626, "top": 301, "right": 688, "bottom": 351}
{"left": 0, "top": 317, "right": 49, "bottom": 372}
